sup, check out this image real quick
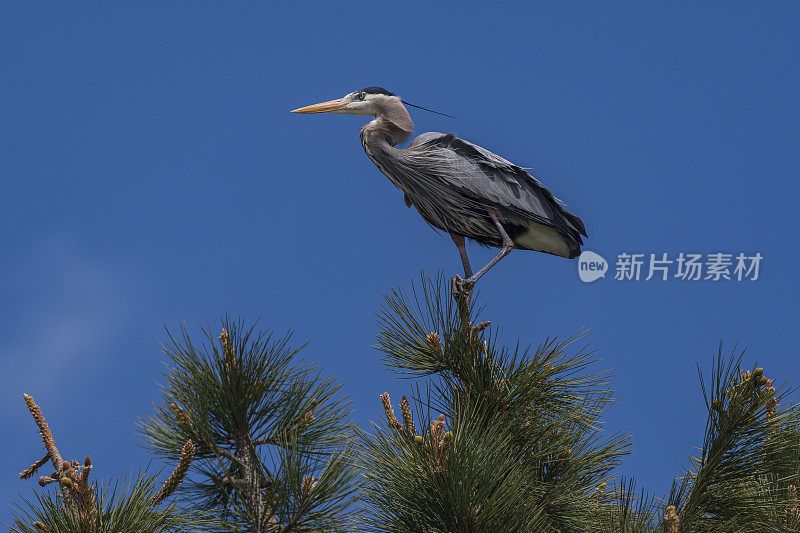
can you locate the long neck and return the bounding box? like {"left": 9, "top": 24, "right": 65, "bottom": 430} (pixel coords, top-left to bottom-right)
{"left": 361, "top": 98, "right": 414, "bottom": 147}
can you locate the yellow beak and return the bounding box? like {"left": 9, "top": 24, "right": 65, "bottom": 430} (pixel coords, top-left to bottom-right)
{"left": 291, "top": 98, "right": 348, "bottom": 114}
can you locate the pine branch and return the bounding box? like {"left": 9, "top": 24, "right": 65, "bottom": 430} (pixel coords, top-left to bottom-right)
{"left": 23, "top": 394, "right": 66, "bottom": 474}
{"left": 11, "top": 473, "right": 213, "bottom": 533}
{"left": 20, "top": 454, "right": 51, "bottom": 481}
{"left": 141, "top": 316, "right": 358, "bottom": 532}
{"left": 14, "top": 395, "right": 208, "bottom": 532}
{"left": 660, "top": 345, "right": 800, "bottom": 531}
{"left": 362, "top": 273, "right": 631, "bottom": 532}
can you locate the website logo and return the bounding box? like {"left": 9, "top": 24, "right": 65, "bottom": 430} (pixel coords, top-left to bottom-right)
{"left": 577, "top": 251, "right": 763, "bottom": 283}
{"left": 577, "top": 251, "right": 608, "bottom": 283}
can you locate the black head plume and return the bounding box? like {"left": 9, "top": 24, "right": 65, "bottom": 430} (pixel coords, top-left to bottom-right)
{"left": 360, "top": 86, "right": 454, "bottom": 118}
{"left": 401, "top": 100, "right": 455, "bottom": 118}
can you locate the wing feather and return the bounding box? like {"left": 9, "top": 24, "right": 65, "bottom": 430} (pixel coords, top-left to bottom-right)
{"left": 408, "top": 132, "right": 587, "bottom": 242}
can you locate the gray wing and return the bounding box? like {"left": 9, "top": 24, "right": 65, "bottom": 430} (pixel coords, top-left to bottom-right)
{"left": 408, "top": 132, "right": 587, "bottom": 242}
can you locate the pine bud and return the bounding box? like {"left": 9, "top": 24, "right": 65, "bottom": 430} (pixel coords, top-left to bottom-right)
{"left": 473, "top": 321, "right": 490, "bottom": 332}
{"left": 380, "top": 393, "right": 402, "bottom": 432}
{"left": 169, "top": 403, "right": 191, "bottom": 425}
{"left": 302, "top": 475, "right": 316, "bottom": 497}
{"left": 218, "top": 328, "right": 230, "bottom": 345}
{"left": 400, "top": 396, "right": 416, "bottom": 436}
{"left": 426, "top": 332, "right": 442, "bottom": 353}
{"left": 664, "top": 505, "right": 679, "bottom": 533}
{"left": 151, "top": 440, "right": 195, "bottom": 504}
{"left": 303, "top": 400, "right": 317, "bottom": 424}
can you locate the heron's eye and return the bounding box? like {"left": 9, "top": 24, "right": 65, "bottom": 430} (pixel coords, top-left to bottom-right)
{"left": 356, "top": 93, "right": 365, "bottom": 100}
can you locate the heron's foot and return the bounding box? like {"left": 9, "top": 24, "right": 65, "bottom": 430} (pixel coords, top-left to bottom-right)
{"left": 451, "top": 276, "right": 491, "bottom": 335}
{"left": 451, "top": 275, "right": 474, "bottom": 297}
{"left": 451, "top": 275, "right": 472, "bottom": 326}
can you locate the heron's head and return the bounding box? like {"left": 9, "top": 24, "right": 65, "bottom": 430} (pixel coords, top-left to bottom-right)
{"left": 291, "top": 87, "right": 398, "bottom": 116}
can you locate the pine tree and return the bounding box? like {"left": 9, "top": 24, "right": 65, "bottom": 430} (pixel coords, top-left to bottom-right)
{"left": 357, "top": 274, "right": 800, "bottom": 532}
{"left": 10, "top": 394, "right": 207, "bottom": 533}
{"left": 358, "top": 275, "right": 630, "bottom": 531}
{"left": 654, "top": 348, "right": 800, "bottom": 532}
{"left": 141, "top": 317, "right": 359, "bottom": 532}
{"left": 11, "top": 280, "right": 800, "bottom": 532}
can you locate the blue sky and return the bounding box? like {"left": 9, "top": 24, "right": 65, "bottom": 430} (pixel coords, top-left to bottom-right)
{"left": 2, "top": 2, "right": 799, "bottom": 521}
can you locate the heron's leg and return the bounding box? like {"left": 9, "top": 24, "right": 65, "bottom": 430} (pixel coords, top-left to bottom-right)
{"left": 464, "top": 211, "right": 514, "bottom": 286}
{"left": 450, "top": 233, "right": 473, "bottom": 278}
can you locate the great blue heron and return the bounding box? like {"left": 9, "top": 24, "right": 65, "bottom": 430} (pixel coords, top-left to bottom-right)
{"left": 292, "top": 87, "right": 586, "bottom": 288}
